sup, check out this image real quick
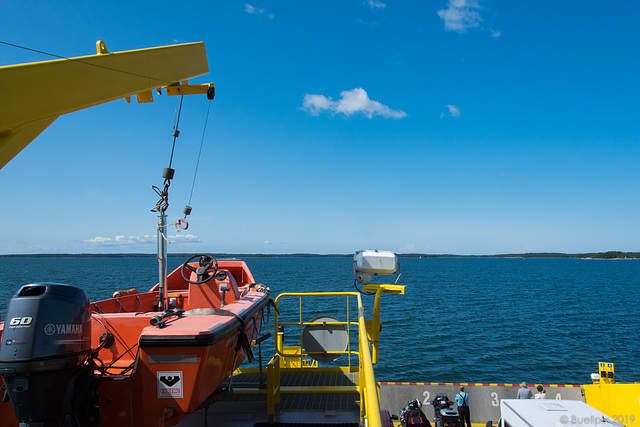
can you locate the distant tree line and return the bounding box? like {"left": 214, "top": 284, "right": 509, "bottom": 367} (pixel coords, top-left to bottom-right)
{"left": 1, "top": 251, "right": 638, "bottom": 259}
{"left": 400, "top": 251, "right": 640, "bottom": 259}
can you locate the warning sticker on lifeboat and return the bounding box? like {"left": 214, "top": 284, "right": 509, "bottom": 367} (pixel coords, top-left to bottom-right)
{"left": 157, "top": 371, "right": 183, "bottom": 398}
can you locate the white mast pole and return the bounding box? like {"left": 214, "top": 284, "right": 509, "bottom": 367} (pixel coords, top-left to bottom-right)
{"left": 157, "top": 212, "right": 168, "bottom": 311}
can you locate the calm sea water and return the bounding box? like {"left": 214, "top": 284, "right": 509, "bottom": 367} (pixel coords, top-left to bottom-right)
{"left": 1, "top": 255, "right": 638, "bottom": 385}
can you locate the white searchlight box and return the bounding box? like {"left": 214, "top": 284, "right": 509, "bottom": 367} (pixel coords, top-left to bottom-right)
{"left": 354, "top": 250, "right": 397, "bottom": 276}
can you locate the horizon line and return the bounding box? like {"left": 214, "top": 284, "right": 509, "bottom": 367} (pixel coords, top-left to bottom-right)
{"left": 1, "top": 250, "right": 638, "bottom": 258}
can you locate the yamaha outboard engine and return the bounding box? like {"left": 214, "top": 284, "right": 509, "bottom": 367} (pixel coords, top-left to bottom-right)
{"left": 0, "top": 283, "right": 91, "bottom": 426}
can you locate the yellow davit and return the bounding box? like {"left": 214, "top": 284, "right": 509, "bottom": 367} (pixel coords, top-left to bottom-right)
{"left": 0, "top": 40, "right": 213, "bottom": 169}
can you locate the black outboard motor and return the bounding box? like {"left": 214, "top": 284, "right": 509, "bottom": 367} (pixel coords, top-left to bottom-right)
{"left": 0, "top": 283, "right": 91, "bottom": 426}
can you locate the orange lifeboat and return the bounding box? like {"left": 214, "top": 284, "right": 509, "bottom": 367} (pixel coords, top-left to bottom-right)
{"left": 0, "top": 255, "right": 271, "bottom": 427}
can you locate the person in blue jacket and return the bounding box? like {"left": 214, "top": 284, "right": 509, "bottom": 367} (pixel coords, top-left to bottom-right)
{"left": 455, "top": 386, "right": 471, "bottom": 427}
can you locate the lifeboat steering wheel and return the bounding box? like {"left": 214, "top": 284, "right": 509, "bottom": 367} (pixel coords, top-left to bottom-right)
{"left": 181, "top": 254, "right": 219, "bottom": 284}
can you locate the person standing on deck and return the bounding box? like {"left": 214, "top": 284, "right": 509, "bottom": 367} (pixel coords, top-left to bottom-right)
{"left": 455, "top": 386, "right": 471, "bottom": 427}
{"left": 517, "top": 382, "right": 533, "bottom": 399}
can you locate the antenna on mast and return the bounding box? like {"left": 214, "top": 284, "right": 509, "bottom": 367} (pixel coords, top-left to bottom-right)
{"left": 151, "top": 166, "right": 175, "bottom": 311}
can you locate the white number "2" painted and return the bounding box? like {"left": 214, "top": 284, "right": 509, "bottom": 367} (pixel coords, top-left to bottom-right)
{"left": 422, "top": 391, "right": 430, "bottom": 407}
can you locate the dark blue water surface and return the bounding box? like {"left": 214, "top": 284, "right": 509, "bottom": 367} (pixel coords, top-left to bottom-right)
{"left": 1, "top": 256, "right": 638, "bottom": 385}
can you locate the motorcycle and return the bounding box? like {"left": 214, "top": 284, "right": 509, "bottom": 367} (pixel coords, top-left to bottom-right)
{"left": 399, "top": 399, "right": 431, "bottom": 427}
{"left": 430, "top": 394, "right": 460, "bottom": 427}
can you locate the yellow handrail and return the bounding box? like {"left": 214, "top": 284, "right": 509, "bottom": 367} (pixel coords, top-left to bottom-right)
{"left": 357, "top": 303, "right": 382, "bottom": 427}
{"left": 273, "top": 292, "right": 382, "bottom": 427}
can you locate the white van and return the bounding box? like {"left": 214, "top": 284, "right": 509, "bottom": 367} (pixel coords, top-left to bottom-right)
{"left": 488, "top": 399, "right": 624, "bottom": 427}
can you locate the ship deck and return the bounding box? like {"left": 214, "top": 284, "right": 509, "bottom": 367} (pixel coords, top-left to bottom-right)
{"left": 177, "top": 372, "right": 495, "bottom": 427}
{"left": 178, "top": 371, "right": 361, "bottom": 427}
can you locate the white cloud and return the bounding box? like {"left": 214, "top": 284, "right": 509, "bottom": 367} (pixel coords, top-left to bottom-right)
{"left": 244, "top": 4, "right": 274, "bottom": 19}
{"left": 84, "top": 235, "right": 155, "bottom": 246}
{"left": 367, "top": 0, "right": 386, "bottom": 9}
{"left": 447, "top": 104, "right": 461, "bottom": 118}
{"left": 167, "top": 234, "right": 201, "bottom": 243}
{"left": 437, "top": 0, "right": 483, "bottom": 33}
{"left": 302, "top": 88, "right": 407, "bottom": 119}
{"left": 302, "top": 94, "right": 334, "bottom": 116}
{"left": 244, "top": 4, "right": 263, "bottom": 14}
{"left": 84, "top": 233, "right": 200, "bottom": 246}
{"left": 84, "top": 236, "right": 112, "bottom": 244}
{"left": 491, "top": 30, "right": 501, "bottom": 38}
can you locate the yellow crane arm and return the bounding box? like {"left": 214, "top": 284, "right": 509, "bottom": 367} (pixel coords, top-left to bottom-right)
{"left": 0, "top": 41, "right": 213, "bottom": 169}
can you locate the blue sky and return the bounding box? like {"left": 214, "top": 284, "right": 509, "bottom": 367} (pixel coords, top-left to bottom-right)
{"left": 1, "top": 1, "right": 639, "bottom": 255}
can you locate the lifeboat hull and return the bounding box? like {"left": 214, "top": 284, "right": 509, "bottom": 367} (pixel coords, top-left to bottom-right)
{"left": 0, "top": 259, "right": 271, "bottom": 427}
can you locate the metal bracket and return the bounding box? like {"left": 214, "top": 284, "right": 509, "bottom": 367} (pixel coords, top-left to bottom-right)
{"left": 165, "top": 81, "right": 215, "bottom": 98}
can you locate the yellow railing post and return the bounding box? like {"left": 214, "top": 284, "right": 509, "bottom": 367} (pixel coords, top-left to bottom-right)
{"left": 362, "top": 284, "right": 405, "bottom": 364}
{"left": 358, "top": 304, "right": 382, "bottom": 427}
{"left": 267, "top": 354, "right": 281, "bottom": 424}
